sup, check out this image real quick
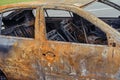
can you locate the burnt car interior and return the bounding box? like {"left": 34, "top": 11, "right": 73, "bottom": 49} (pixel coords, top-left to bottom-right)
{"left": 45, "top": 9, "right": 108, "bottom": 45}
{"left": 0, "top": 7, "right": 119, "bottom": 45}
{"left": 100, "top": 17, "right": 120, "bottom": 32}
{"left": 0, "top": 9, "right": 35, "bottom": 38}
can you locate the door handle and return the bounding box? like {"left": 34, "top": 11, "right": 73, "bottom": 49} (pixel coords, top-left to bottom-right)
{"left": 43, "top": 51, "right": 56, "bottom": 57}
{"left": 43, "top": 51, "right": 56, "bottom": 63}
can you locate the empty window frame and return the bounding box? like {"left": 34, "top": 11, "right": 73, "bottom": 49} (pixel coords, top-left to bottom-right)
{"left": 0, "top": 8, "right": 36, "bottom": 38}
{"left": 44, "top": 9, "right": 107, "bottom": 45}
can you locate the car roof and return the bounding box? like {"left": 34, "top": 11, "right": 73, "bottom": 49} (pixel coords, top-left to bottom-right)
{"left": 0, "top": 0, "right": 96, "bottom": 11}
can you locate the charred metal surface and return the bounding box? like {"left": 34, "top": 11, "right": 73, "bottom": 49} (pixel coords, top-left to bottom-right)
{"left": 0, "top": 1, "right": 120, "bottom": 80}
{"left": 0, "top": 45, "right": 11, "bottom": 53}
{"left": 1, "top": 9, "right": 35, "bottom": 38}
{"left": 0, "top": 37, "right": 16, "bottom": 53}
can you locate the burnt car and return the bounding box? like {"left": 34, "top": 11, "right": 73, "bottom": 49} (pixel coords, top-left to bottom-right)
{"left": 0, "top": 0, "right": 120, "bottom": 80}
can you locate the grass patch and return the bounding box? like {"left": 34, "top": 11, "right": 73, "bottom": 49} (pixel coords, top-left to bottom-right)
{"left": 0, "top": 0, "right": 34, "bottom": 6}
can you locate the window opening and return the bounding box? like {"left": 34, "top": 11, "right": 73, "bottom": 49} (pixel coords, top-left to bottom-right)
{"left": 0, "top": 8, "right": 36, "bottom": 38}
{"left": 44, "top": 9, "right": 107, "bottom": 45}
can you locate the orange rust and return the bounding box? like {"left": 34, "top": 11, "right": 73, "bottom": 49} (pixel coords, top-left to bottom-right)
{"left": 0, "top": 1, "right": 120, "bottom": 80}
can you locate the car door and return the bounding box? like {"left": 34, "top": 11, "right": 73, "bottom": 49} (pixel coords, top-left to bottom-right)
{"left": 38, "top": 4, "right": 120, "bottom": 80}
{"left": 0, "top": 7, "right": 41, "bottom": 80}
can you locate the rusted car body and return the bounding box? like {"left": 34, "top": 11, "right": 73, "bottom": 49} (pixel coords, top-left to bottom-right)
{"left": 0, "top": 0, "right": 120, "bottom": 80}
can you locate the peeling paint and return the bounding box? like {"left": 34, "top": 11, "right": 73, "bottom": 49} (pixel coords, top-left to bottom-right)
{"left": 0, "top": 1, "right": 120, "bottom": 80}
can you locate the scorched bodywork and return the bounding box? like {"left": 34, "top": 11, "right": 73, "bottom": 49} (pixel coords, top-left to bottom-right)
{"left": 0, "top": 0, "right": 120, "bottom": 80}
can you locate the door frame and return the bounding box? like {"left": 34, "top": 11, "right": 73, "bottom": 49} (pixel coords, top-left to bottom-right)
{"left": 39, "top": 4, "right": 114, "bottom": 47}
